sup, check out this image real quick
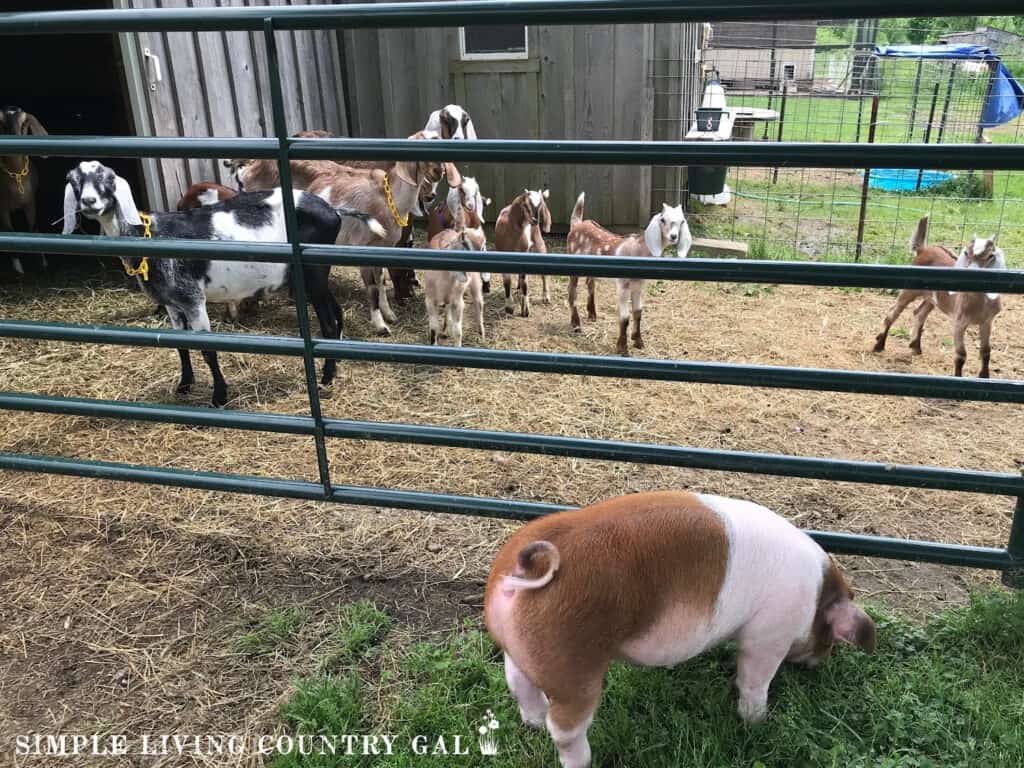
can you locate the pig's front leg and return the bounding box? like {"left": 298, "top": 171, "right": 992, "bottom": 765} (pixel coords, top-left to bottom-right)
{"left": 734, "top": 639, "right": 789, "bottom": 723}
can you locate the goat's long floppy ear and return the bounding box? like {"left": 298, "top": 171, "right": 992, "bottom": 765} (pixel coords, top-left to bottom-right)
{"left": 540, "top": 198, "right": 552, "bottom": 233}
{"left": 988, "top": 246, "right": 1007, "bottom": 300}
{"left": 20, "top": 111, "right": 47, "bottom": 136}
{"left": 62, "top": 183, "right": 79, "bottom": 235}
{"left": 955, "top": 245, "right": 969, "bottom": 270}
{"left": 444, "top": 162, "right": 462, "bottom": 189}
{"left": 114, "top": 175, "right": 143, "bottom": 226}
{"left": 644, "top": 212, "right": 664, "bottom": 257}
{"left": 463, "top": 114, "right": 478, "bottom": 140}
{"left": 393, "top": 161, "right": 418, "bottom": 186}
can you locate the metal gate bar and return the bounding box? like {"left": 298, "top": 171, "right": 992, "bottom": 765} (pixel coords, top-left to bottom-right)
{"left": 0, "top": 0, "right": 1022, "bottom": 582}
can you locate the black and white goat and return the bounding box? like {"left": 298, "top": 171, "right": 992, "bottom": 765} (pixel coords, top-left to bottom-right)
{"left": 63, "top": 161, "right": 384, "bottom": 406}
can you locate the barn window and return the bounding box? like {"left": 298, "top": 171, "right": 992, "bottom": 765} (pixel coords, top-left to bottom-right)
{"left": 459, "top": 25, "right": 528, "bottom": 60}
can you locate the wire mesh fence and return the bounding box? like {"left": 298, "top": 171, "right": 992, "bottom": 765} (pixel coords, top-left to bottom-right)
{"left": 652, "top": 19, "right": 1024, "bottom": 263}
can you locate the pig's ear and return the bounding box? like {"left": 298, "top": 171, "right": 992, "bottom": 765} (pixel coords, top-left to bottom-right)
{"left": 826, "top": 600, "right": 876, "bottom": 654}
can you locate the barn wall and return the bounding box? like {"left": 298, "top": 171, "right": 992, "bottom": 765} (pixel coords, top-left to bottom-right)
{"left": 120, "top": 0, "right": 348, "bottom": 210}
{"left": 345, "top": 18, "right": 701, "bottom": 228}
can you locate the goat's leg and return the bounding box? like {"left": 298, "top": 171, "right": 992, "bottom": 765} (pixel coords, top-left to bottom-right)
{"left": 167, "top": 308, "right": 195, "bottom": 395}
{"left": 362, "top": 267, "right": 391, "bottom": 336}
{"left": 0, "top": 208, "right": 21, "bottom": 275}
{"left": 978, "top": 319, "right": 993, "bottom": 379}
{"left": 568, "top": 276, "right": 582, "bottom": 332}
{"left": 185, "top": 304, "right": 228, "bottom": 407}
{"left": 586, "top": 277, "right": 597, "bottom": 322}
{"left": 308, "top": 277, "right": 341, "bottom": 386}
{"left": 449, "top": 294, "right": 465, "bottom": 348}
{"left": 23, "top": 197, "right": 46, "bottom": 270}
{"left": 503, "top": 273, "right": 515, "bottom": 315}
{"left": 378, "top": 275, "right": 397, "bottom": 324}
{"left": 615, "top": 280, "right": 631, "bottom": 357}
{"left": 908, "top": 298, "right": 935, "bottom": 355}
{"left": 518, "top": 274, "right": 530, "bottom": 318}
{"left": 425, "top": 295, "right": 442, "bottom": 345}
{"left": 952, "top": 318, "right": 969, "bottom": 377}
{"left": 874, "top": 289, "right": 921, "bottom": 352}
{"left": 471, "top": 276, "right": 486, "bottom": 343}
{"left": 631, "top": 281, "right": 646, "bottom": 349}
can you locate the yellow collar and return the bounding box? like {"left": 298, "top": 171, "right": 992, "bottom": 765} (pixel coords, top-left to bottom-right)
{"left": 5, "top": 157, "right": 30, "bottom": 194}
{"left": 382, "top": 173, "right": 409, "bottom": 228}
{"left": 123, "top": 212, "right": 153, "bottom": 281}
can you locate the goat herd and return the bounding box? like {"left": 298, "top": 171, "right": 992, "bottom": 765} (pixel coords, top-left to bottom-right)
{"left": 2, "top": 103, "right": 1010, "bottom": 409}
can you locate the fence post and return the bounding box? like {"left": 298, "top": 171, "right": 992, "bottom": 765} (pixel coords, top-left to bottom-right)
{"left": 263, "top": 18, "right": 333, "bottom": 498}
{"left": 1001, "top": 473, "right": 1024, "bottom": 589}
{"left": 854, "top": 94, "right": 879, "bottom": 262}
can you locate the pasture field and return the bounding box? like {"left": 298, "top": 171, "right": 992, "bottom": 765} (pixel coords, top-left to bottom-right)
{"left": 2, "top": 235, "right": 1023, "bottom": 764}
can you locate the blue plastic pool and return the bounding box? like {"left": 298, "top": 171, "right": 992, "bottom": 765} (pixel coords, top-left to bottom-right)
{"left": 866, "top": 168, "right": 954, "bottom": 192}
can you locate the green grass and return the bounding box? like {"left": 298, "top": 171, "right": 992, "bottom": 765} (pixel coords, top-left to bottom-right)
{"left": 236, "top": 606, "right": 307, "bottom": 655}
{"left": 269, "top": 590, "right": 1024, "bottom": 767}
{"left": 318, "top": 600, "right": 394, "bottom": 670}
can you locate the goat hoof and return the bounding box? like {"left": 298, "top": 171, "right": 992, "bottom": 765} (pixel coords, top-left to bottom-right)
{"left": 212, "top": 391, "right": 228, "bottom": 408}
{"left": 587, "top": 312, "right": 598, "bottom": 322}
{"left": 909, "top": 344, "right": 922, "bottom": 356}
{"left": 872, "top": 338, "right": 886, "bottom": 353}
{"left": 176, "top": 381, "right": 193, "bottom": 395}
{"left": 617, "top": 346, "right": 630, "bottom": 357}
{"left": 633, "top": 338, "right": 645, "bottom": 349}
{"left": 504, "top": 307, "right": 514, "bottom": 316}
{"left": 376, "top": 326, "right": 392, "bottom": 337}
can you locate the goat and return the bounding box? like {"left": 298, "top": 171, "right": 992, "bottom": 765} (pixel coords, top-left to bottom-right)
{"left": 426, "top": 176, "right": 491, "bottom": 292}
{"left": 422, "top": 221, "right": 486, "bottom": 348}
{"left": 1, "top": 106, "right": 47, "bottom": 274}
{"left": 176, "top": 181, "right": 238, "bottom": 211}
{"left": 493, "top": 189, "right": 552, "bottom": 317}
{"left": 63, "top": 161, "right": 384, "bottom": 406}
{"left": 873, "top": 215, "right": 1005, "bottom": 378}
{"left": 567, "top": 193, "right": 691, "bottom": 356}
{"left": 423, "top": 104, "right": 478, "bottom": 140}
{"left": 228, "top": 150, "right": 461, "bottom": 336}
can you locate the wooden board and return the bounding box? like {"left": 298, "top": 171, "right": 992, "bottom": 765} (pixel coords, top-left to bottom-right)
{"left": 690, "top": 237, "right": 749, "bottom": 257}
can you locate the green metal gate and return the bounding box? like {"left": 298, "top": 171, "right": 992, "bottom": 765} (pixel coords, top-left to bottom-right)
{"left": 1, "top": 0, "right": 1023, "bottom": 583}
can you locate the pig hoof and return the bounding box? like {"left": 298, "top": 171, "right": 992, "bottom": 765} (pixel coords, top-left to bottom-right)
{"left": 737, "top": 698, "right": 767, "bottom": 724}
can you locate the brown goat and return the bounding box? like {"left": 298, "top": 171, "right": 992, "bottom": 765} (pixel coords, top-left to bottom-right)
{"left": 422, "top": 224, "right": 486, "bottom": 347}
{"left": 493, "top": 189, "right": 552, "bottom": 317}
{"left": 873, "top": 215, "right": 1006, "bottom": 377}
{"left": 1, "top": 107, "right": 47, "bottom": 274}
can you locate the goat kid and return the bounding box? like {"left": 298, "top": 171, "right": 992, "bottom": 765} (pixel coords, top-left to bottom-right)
{"left": 426, "top": 176, "right": 491, "bottom": 291}
{"left": 1, "top": 106, "right": 47, "bottom": 274}
{"left": 422, "top": 222, "right": 486, "bottom": 348}
{"left": 229, "top": 151, "right": 461, "bottom": 336}
{"left": 873, "top": 215, "right": 1005, "bottom": 377}
{"left": 494, "top": 189, "right": 552, "bottom": 317}
{"left": 567, "top": 194, "right": 691, "bottom": 355}
{"left": 423, "top": 104, "right": 478, "bottom": 140}
{"left": 64, "top": 161, "right": 383, "bottom": 406}
{"left": 485, "top": 490, "right": 875, "bottom": 768}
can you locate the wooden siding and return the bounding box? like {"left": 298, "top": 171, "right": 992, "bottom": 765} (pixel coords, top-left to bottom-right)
{"left": 122, "top": 0, "right": 348, "bottom": 210}
{"left": 344, "top": 18, "right": 699, "bottom": 228}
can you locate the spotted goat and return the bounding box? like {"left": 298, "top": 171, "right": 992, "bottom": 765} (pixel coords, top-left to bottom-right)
{"left": 62, "top": 160, "right": 384, "bottom": 406}
{"left": 494, "top": 188, "right": 553, "bottom": 317}
{"left": 567, "top": 193, "right": 691, "bottom": 356}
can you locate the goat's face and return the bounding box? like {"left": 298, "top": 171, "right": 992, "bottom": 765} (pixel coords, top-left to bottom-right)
{"left": 521, "top": 188, "right": 552, "bottom": 233}
{"left": 957, "top": 235, "right": 1005, "bottom": 271}
{"left": 223, "top": 158, "right": 253, "bottom": 191}
{"left": 644, "top": 202, "right": 690, "bottom": 258}
{"left": 0, "top": 106, "right": 46, "bottom": 137}
{"left": 63, "top": 161, "right": 141, "bottom": 235}
{"left": 437, "top": 105, "right": 477, "bottom": 140}
{"left": 957, "top": 235, "right": 1006, "bottom": 300}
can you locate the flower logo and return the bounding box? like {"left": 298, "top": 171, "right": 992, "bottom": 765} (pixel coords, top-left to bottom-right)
{"left": 477, "top": 710, "right": 499, "bottom": 756}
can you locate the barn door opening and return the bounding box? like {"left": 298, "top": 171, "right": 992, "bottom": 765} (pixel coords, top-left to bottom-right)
{"left": 0, "top": 0, "right": 143, "bottom": 272}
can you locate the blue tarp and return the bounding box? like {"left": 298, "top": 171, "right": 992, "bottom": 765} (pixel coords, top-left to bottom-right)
{"left": 874, "top": 44, "right": 1024, "bottom": 127}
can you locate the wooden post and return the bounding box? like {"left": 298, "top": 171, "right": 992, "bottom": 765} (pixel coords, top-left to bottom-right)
{"left": 772, "top": 87, "right": 788, "bottom": 185}
{"left": 916, "top": 82, "right": 940, "bottom": 192}
{"left": 855, "top": 94, "right": 879, "bottom": 262}
{"left": 906, "top": 57, "right": 924, "bottom": 144}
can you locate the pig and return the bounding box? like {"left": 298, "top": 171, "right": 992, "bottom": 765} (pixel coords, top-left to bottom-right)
{"left": 484, "top": 490, "right": 876, "bottom": 768}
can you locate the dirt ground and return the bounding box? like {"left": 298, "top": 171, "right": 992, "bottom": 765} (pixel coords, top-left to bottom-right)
{"left": 1, "top": 248, "right": 1022, "bottom": 762}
